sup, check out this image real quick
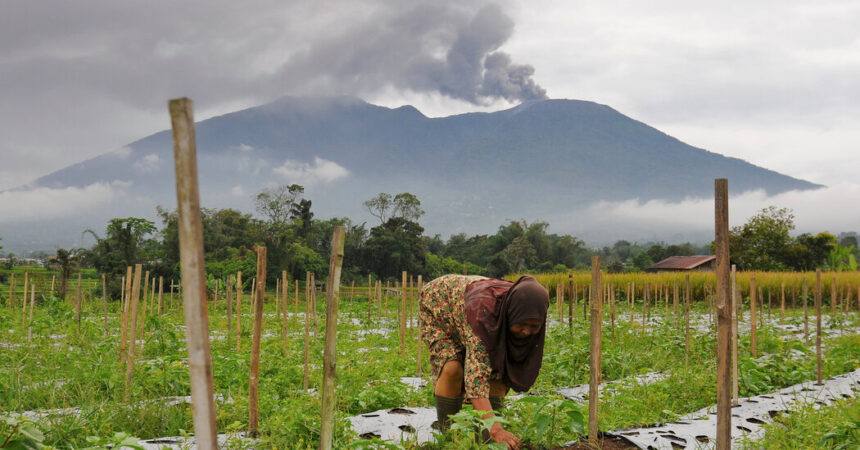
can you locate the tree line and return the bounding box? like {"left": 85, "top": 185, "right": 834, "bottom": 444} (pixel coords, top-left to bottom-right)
{"left": 2, "top": 186, "right": 857, "bottom": 299}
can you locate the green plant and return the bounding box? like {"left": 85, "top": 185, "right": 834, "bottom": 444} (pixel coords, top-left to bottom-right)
{"left": 1, "top": 414, "right": 47, "bottom": 449}
{"left": 514, "top": 396, "right": 584, "bottom": 447}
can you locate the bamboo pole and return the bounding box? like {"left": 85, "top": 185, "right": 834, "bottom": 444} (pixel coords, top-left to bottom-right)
{"left": 815, "top": 269, "right": 823, "bottom": 385}
{"left": 7, "top": 273, "right": 13, "bottom": 311}
{"left": 158, "top": 276, "right": 164, "bottom": 315}
{"left": 731, "top": 265, "right": 738, "bottom": 407}
{"left": 588, "top": 256, "right": 602, "bottom": 442}
{"left": 50, "top": 274, "right": 55, "bottom": 296}
{"left": 125, "top": 264, "right": 143, "bottom": 402}
{"left": 27, "top": 284, "right": 35, "bottom": 340}
{"left": 248, "top": 246, "right": 267, "bottom": 437}
{"left": 417, "top": 275, "right": 423, "bottom": 377}
{"left": 750, "top": 275, "right": 757, "bottom": 357}
{"left": 236, "top": 271, "right": 243, "bottom": 352}
{"left": 714, "top": 179, "right": 731, "bottom": 450}
{"left": 282, "top": 270, "right": 289, "bottom": 357}
{"left": 400, "top": 271, "right": 407, "bottom": 357}
{"left": 303, "top": 271, "right": 311, "bottom": 390}
{"left": 803, "top": 277, "right": 809, "bottom": 338}
{"left": 76, "top": 273, "right": 83, "bottom": 333}
{"left": 170, "top": 97, "right": 218, "bottom": 448}
{"left": 120, "top": 267, "right": 132, "bottom": 363}
{"left": 226, "top": 274, "right": 234, "bottom": 346}
{"left": 103, "top": 274, "right": 108, "bottom": 336}
{"left": 319, "top": 226, "right": 345, "bottom": 450}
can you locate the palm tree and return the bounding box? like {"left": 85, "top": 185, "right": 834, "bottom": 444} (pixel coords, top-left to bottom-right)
{"left": 55, "top": 248, "right": 80, "bottom": 301}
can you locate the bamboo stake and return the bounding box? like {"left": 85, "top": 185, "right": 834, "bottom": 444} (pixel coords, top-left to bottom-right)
{"left": 21, "top": 272, "right": 29, "bottom": 328}
{"left": 125, "top": 264, "right": 143, "bottom": 402}
{"left": 288, "top": 270, "right": 290, "bottom": 358}
{"left": 815, "top": 269, "right": 823, "bottom": 385}
{"left": 170, "top": 97, "right": 219, "bottom": 448}
{"left": 312, "top": 273, "right": 318, "bottom": 333}
{"left": 248, "top": 246, "right": 267, "bottom": 437}
{"left": 319, "top": 226, "right": 345, "bottom": 450}
{"left": 417, "top": 275, "right": 423, "bottom": 377}
{"left": 731, "top": 265, "right": 738, "bottom": 406}
{"left": 76, "top": 273, "right": 83, "bottom": 333}
{"left": 140, "top": 272, "right": 150, "bottom": 343}
{"left": 803, "top": 277, "right": 809, "bottom": 338}
{"left": 7, "top": 273, "right": 14, "bottom": 311}
{"left": 588, "top": 256, "right": 602, "bottom": 442}
{"left": 103, "top": 274, "right": 108, "bottom": 336}
{"left": 158, "top": 276, "right": 164, "bottom": 315}
{"left": 27, "top": 284, "right": 35, "bottom": 340}
{"left": 714, "top": 179, "right": 731, "bottom": 450}
{"left": 303, "top": 271, "right": 311, "bottom": 390}
{"left": 568, "top": 275, "right": 574, "bottom": 330}
{"left": 400, "top": 271, "right": 407, "bottom": 357}
{"left": 226, "top": 274, "right": 234, "bottom": 346}
{"left": 150, "top": 277, "right": 156, "bottom": 315}
{"left": 236, "top": 271, "right": 243, "bottom": 352}
{"left": 120, "top": 266, "right": 132, "bottom": 363}
{"left": 50, "top": 274, "right": 55, "bottom": 296}
{"left": 750, "top": 275, "right": 757, "bottom": 357}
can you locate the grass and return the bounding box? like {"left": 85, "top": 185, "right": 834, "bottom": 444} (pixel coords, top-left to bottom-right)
{"left": 0, "top": 274, "right": 857, "bottom": 449}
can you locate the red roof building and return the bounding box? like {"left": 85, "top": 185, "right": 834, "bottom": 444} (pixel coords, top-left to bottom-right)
{"left": 647, "top": 255, "right": 716, "bottom": 272}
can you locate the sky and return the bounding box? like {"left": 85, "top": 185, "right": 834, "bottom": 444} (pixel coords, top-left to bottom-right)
{"left": 1, "top": 0, "right": 859, "bottom": 243}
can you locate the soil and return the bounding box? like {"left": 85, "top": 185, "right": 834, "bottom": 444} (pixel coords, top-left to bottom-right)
{"left": 554, "top": 435, "right": 638, "bottom": 450}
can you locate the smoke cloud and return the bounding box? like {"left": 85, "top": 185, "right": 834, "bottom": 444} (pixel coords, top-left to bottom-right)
{"left": 280, "top": 3, "right": 547, "bottom": 105}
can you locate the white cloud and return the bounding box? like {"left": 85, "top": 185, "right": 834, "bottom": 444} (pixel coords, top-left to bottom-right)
{"left": 272, "top": 157, "right": 348, "bottom": 185}
{"left": 231, "top": 185, "right": 245, "bottom": 196}
{"left": 133, "top": 153, "right": 160, "bottom": 172}
{"left": 234, "top": 144, "right": 254, "bottom": 152}
{"left": 566, "top": 184, "right": 860, "bottom": 243}
{"left": 113, "top": 146, "right": 132, "bottom": 159}
{"left": 0, "top": 181, "right": 130, "bottom": 222}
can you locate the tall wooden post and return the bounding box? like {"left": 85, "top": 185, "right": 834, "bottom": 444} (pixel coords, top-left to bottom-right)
{"left": 249, "top": 246, "right": 267, "bottom": 437}
{"left": 236, "top": 271, "right": 243, "bottom": 352}
{"left": 588, "top": 256, "right": 603, "bottom": 442}
{"left": 400, "top": 271, "right": 407, "bottom": 357}
{"left": 750, "top": 275, "right": 757, "bottom": 357}
{"left": 319, "top": 227, "right": 346, "bottom": 450}
{"left": 102, "top": 274, "right": 109, "bottom": 336}
{"left": 169, "top": 97, "right": 218, "bottom": 448}
{"left": 714, "top": 179, "right": 731, "bottom": 450}
{"left": 731, "top": 265, "right": 738, "bottom": 406}
{"left": 815, "top": 269, "right": 823, "bottom": 385}
{"left": 125, "top": 264, "right": 143, "bottom": 402}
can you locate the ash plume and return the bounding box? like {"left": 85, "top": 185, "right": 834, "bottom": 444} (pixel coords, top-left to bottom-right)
{"left": 281, "top": 2, "right": 547, "bottom": 104}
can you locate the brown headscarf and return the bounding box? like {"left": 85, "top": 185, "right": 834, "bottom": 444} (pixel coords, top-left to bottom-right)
{"left": 464, "top": 275, "right": 549, "bottom": 392}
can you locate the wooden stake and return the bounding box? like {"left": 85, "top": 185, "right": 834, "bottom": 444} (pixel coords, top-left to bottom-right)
{"left": 802, "top": 277, "right": 809, "bottom": 338}
{"left": 158, "top": 277, "right": 164, "bottom": 315}
{"left": 226, "top": 274, "right": 234, "bottom": 345}
{"left": 714, "top": 178, "right": 731, "bottom": 450}
{"left": 400, "top": 271, "right": 407, "bottom": 357}
{"left": 76, "top": 273, "right": 83, "bottom": 333}
{"left": 236, "top": 271, "right": 243, "bottom": 352}
{"left": 319, "top": 226, "right": 346, "bottom": 450}
{"left": 610, "top": 283, "right": 616, "bottom": 346}
{"left": 248, "top": 246, "right": 267, "bottom": 437}
{"left": 417, "top": 275, "right": 423, "bottom": 377}
{"left": 731, "top": 265, "right": 738, "bottom": 406}
{"left": 170, "top": 97, "right": 218, "bottom": 448}
{"left": 588, "top": 256, "right": 603, "bottom": 442}
{"left": 815, "top": 269, "right": 823, "bottom": 385}
{"left": 568, "top": 275, "right": 574, "bottom": 330}
{"left": 27, "top": 284, "right": 35, "bottom": 340}
{"left": 282, "top": 270, "right": 289, "bottom": 357}
{"left": 303, "top": 271, "right": 311, "bottom": 390}
{"left": 120, "top": 267, "right": 132, "bottom": 363}
{"left": 125, "top": 264, "right": 143, "bottom": 402}
{"left": 750, "top": 275, "right": 757, "bottom": 357}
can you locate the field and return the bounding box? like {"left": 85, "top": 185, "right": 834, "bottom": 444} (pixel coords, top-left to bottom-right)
{"left": 1, "top": 269, "right": 859, "bottom": 449}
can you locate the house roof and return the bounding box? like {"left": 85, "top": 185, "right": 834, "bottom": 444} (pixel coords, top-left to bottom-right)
{"left": 649, "top": 255, "right": 716, "bottom": 270}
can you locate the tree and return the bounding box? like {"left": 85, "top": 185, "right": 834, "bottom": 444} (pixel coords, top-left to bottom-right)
{"left": 632, "top": 252, "right": 653, "bottom": 272}
{"left": 784, "top": 232, "right": 835, "bottom": 271}
{"left": 291, "top": 198, "right": 314, "bottom": 242}
{"left": 364, "top": 192, "right": 424, "bottom": 224}
{"left": 364, "top": 193, "right": 393, "bottom": 224}
{"left": 502, "top": 235, "right": 537, "bottom": 273}
{"left": 55, "top": 248, "right": 81, "bottom": 301}
{"left": 363, "top": 217, "right": 425, "bottom": 279}
{"left": 728, "top": 206, "right": 795, "bottom": 271}
{"left": 255, "top": 184, "right": 304, "bottom": 225}
{"left": 84, "top": 217, "right": 158, "bottom": 276}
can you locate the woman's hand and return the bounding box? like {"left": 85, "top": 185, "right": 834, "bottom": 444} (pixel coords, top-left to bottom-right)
{"left": 490, "top": 422, "right": 521, "bottom": 450}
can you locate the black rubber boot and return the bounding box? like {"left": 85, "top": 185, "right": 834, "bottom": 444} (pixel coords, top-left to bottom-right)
{"left": 489, "top": 396, "right": 505, "bottom": 412}
{"left": 434, "top": 395, "right": 463, "bottom": 432}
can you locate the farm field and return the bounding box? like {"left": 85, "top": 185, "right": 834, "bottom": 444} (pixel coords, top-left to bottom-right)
{"left": 1, "top": 270, "right": 859, "bottom": 449}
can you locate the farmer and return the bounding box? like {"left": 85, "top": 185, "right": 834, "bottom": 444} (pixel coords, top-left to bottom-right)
{"left": 419, "top": 274, "right": 549, "bottom": 450}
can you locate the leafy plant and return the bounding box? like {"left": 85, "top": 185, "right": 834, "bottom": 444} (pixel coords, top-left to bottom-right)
{"left": 514, "top": 396, "right": 584, "bottom": 447}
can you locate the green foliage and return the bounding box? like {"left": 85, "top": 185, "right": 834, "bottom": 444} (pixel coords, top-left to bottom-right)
{"left": 729, "top": 206, "right": 796, "bottom": 271}
{"left": 363, "top": 217, "right": 425, "bottom": 279}
{"left": 512, "top": 397, "right": 584, "bottom": 447}
{"left": 827, "top": 243, "right": 856, "bottom": 271}
{"left": 1, "top": 414, "right": 47, "bottom": 449}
